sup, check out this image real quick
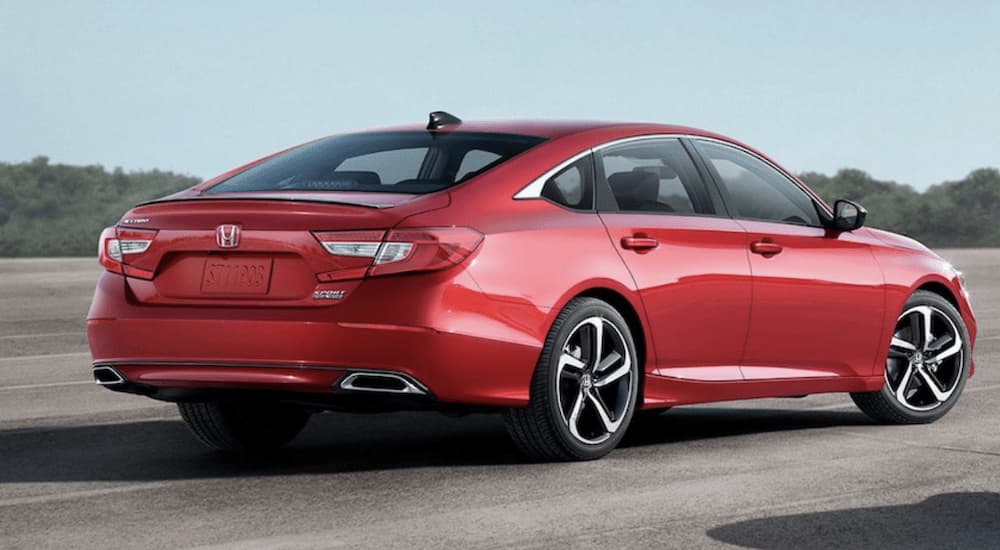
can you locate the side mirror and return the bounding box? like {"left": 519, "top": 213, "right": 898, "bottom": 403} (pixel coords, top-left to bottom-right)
{"left": 833, "top": 199, "right": 867, "bottom": 231}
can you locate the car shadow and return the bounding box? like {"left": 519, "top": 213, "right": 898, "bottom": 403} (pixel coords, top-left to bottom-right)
{"left": 706, "top": 492, "right": 1000, "bottom": 549}
{"left": 0, "top": 406, "right": 871, "bottom": 483}
{"left": 622, "top": 405, "right": 871, "bottom": 446}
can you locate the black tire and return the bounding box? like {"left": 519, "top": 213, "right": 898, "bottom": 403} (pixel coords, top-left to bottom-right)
{"left": 178, "top": 400, "right": 311, "bottom": 452}
{"left": 503, "top": 297, "right": 640, "bottom": 461}
{"left": 851, "top": 290, "right": 971, "bottom": 424}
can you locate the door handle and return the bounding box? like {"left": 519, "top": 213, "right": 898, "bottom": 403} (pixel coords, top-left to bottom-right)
{"left": 750, "top": 240, "right": 783, "bottom": 256}
{"left": 621, "top": 236, "right": 659, "bottom": 251}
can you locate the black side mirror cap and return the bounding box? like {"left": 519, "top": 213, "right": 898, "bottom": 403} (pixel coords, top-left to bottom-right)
{"left": 832, "top": 199, "right": 867, "bottom": 231}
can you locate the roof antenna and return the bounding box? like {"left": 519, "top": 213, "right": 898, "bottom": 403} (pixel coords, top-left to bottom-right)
{"left": 427, "top": 111, "right": 462, "bottom": 131}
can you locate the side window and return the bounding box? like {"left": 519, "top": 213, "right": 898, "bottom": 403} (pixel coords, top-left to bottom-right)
{"left": 541, "top": 155, "right": 594, "bottom": 210}
{"left": 695, "top": 140, "right": 821, "bottom": 226}
{"left": 598, "top": 138, "right": 715, "bottom": 215}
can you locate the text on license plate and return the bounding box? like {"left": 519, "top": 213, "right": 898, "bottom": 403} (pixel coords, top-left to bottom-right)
{"left": 201, "top": 258, "right": 273, "bottom": 294}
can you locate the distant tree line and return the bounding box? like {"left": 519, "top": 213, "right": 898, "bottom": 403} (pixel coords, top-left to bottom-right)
{"left": 0, "top": 157, "right": 198, "bottom": 256}
{"left": 801, "top": 168, "right": 1000, "bottom": 248}
{"left": 0, "top": 157, "right": 997, "bottom": 256}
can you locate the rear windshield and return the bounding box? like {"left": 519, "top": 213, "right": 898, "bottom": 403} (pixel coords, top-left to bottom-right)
{"left": 205, "top": 131, "right": 546, "bottom": 194}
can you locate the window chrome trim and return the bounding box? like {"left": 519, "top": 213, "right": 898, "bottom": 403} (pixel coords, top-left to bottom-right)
{"left": 513, "top": 133, "right": 831, "bottom": 218}
{"left": 513, "top": 148, "right": 594, "bottom": 199}
{"left": 515, "top": 134, "right": 700, "bottom": 199}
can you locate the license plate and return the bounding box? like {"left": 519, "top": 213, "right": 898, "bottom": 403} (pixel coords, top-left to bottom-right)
{"left": 201, "top": 258, "right": 273, "bottom": 295}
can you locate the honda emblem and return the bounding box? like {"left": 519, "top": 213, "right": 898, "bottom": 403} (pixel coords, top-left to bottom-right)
{"left": 216, "top": 224, "right": 240, "bottom": 248}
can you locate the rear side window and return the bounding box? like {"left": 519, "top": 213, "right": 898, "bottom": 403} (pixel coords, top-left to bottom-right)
{"left": 540, "top": 155, "right": 593, "bottom": 210}
{"left": 695, "top": 140, "right": 821, "bottom": 226}
{"left": 206, "top": 131, "right": 546, "bottom": 195}
{"left": 597, "top": 138, "right": 716, "bottom": 215}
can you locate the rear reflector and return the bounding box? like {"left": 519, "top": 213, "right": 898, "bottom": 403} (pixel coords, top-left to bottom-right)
{"left": 312, "top": 227, "right": 482, "bottom": 279}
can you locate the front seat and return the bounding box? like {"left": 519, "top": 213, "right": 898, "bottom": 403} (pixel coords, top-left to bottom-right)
{"left": 607, "top": 171, "right": 673, "bottom": 212}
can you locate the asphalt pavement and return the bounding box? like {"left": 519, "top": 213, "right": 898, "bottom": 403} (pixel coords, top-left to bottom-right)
{"left": 1, "top": 250, "right": 998, "bottom": 549}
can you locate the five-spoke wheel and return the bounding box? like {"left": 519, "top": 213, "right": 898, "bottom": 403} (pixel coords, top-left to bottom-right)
{"left": 556, "top": 316, "right": 634, "bottom": 444}
{"left": 504, "top": 297, "right": 639, "bottom": 460}
{"left": 886, "top": 305, "right": 964, "bottom": 411}
{"left": 853, "top": 290, "right": 970, "bottom": 423}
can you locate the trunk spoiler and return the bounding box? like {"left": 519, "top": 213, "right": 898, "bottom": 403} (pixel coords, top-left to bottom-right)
{"left": 137, "top": 194, "right": 391, "bottom": 209}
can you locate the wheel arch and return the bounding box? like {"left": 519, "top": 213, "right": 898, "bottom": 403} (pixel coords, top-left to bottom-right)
{"left": 559, "top": 286, "right": 653, "bottom": 407}
{"left": 914, "top": 280, "right": 959, "bottom": 309}
{"left": 876, "top": 274, "right": 977, "bottom": 379}
{"left": 904, "top": 273, "right": 974, "bottom": 343}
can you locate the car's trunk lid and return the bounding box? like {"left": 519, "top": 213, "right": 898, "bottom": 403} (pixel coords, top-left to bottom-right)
{"left": 115, "top": 192, "right": 447, "bottom": 306}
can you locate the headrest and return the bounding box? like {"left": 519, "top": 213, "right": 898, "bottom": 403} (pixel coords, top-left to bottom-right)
{"left": 633, "top": 165, "right": 678, "bottom": 180}
{"left": 608, "top": 171, "right": 659, "bottom": 210}
{"left": 330, "top": 171, "right": 382, "bottom": 186}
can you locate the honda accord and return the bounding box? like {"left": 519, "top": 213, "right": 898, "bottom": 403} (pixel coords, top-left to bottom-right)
{"left": 87, "top": 112, "right": 977, "bottom": 460}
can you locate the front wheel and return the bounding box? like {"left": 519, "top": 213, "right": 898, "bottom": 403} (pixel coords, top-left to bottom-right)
{"left": 852, "top": 290, "right": 971, "bottom": 424}
{"left": 504, "top": 297, "right": 640, "bottom": 461}
{"left": 178, "top": 400, "right": 311, "bottom": 452}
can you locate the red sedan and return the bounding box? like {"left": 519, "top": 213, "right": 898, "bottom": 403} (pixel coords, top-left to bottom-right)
{"left": 87, "top": 112, "right": 977, "bottom": 460}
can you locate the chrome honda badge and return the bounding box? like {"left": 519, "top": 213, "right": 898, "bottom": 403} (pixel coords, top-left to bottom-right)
{"left": 216, "top": 224, "right": 241, "bottom": 248}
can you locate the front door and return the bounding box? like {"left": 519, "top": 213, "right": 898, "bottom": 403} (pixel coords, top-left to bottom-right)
{"left": 692, "top": 139, "right": 884, "bottom": 379}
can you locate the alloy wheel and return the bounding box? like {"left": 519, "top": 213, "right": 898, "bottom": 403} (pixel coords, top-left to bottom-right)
{"left": 886, "top": 305, "right": 964, "bottom": 411}
{"left": 556, "top": 316, "right": 635, "bottom": 444}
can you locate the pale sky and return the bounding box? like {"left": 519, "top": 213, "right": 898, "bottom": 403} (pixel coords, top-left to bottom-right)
{"left": 2, "top": 0, "right": 998, "bottom": 189}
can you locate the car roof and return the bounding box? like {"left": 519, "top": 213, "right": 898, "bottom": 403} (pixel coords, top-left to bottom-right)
{"left": 369, "top": 119, "right": 727, "bottom": 141}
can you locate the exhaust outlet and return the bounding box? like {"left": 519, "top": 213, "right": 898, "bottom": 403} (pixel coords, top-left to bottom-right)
{"left": 93, "top": 365, "right": 126, "bottom": 385}
{"left": 339, "top": 372, "right": 427, "bottom": 395}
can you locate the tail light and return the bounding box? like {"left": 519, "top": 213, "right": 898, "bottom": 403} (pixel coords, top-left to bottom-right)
{"left": 312, "top": 227, "right": 483, "bottom": 281}
{"left": 98, "top": 226, "right": 158, "bottom": 279}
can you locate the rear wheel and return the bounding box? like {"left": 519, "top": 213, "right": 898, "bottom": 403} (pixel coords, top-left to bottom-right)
{"left": 178, "top": 400, "right": 311, "bottom": 452}
{"left": 851, "top": 290, "right": 970, "bottom": 424}
{"left": 504, "top": 297, "right": 639, "bottom": 461}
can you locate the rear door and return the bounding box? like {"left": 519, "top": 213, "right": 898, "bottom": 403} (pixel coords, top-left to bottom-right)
{"left": 691, "top": 139, "right": 885, "bottom": 379}
{"left": 597, "top": 138, "right": 752, "bottom": 381}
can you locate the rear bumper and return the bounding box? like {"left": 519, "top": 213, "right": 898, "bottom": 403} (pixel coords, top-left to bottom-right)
{"left": 87, "top": 271, "right": 549, "bottom": 407}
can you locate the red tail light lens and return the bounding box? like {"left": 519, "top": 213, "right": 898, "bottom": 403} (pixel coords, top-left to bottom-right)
{"left": 98, "top": 226, "right": 158, "bottom": 279}
{"left": 98, "top": 227, "right": 122, "bottom": 273}
{"left": 312, "top": 227, "right": 483, "bottom": 280}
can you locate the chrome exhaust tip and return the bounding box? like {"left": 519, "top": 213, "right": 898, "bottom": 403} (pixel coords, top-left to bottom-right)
{"left": 338, "top": 371, "right": 428, "bottom": 395}
{"left": 93, "top": 365, "right": 126, "bottom": 386}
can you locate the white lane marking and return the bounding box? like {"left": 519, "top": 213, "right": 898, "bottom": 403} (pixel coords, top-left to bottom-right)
{"left": 0, "top": 331, "right": 85, "bottom": 340}
{"left": 978, "top": 335, "right": 1000, "bottom": 341}
{"left": 0, "top": 352, "right": 90, "bottom": 363}
{"left": 966, "top": 383, "right": 1000, "bottom": 393}
{"left": 0, "top": 405, "right": 178, "bottom": 435}
{"left": 0, "top": 381, "right": 92, "bottom": 392}
{"left": 0, "top": 482, "right": 170, "bottom": 507}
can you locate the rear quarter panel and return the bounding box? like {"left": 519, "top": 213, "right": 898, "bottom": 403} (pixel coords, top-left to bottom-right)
{"left": 399, "top": 195, "right": 652, "bottom": 376}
